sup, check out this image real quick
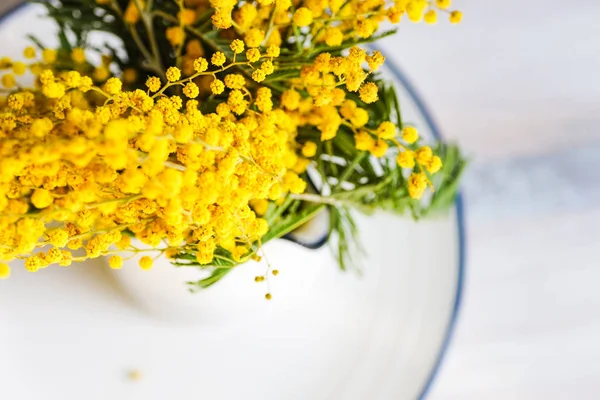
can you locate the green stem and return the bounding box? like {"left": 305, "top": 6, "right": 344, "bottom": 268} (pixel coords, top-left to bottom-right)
{"left": 266, "top": 196, "right": 294, "bottom": 226}
{"left": 263, "top": 203, "right": 325, "bottom": 243}
{"left": 333, "top": 151, "right": 368, "bottom": 190}
{"left": 134, "top": 0, "right": 165, "bottom": 78}
{"left": 289, "top": 193, "right": 341, "bottom": 206}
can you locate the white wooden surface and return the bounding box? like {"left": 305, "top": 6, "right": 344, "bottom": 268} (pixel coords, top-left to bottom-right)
{"left": 2, "top": 0, "right": 599, "bottom": 398}
{"left": 379, "top": 0, "right": 600, "bottom": 398}
{"left": 380, "top": 0, "right": 600, "bottom": 160}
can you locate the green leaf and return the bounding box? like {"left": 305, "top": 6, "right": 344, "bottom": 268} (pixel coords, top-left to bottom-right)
{"left": 27, "top": 35, "right": 46, "bottom": 51}
{"left": 188, "top": 268, "right": 232, "bottom": 291}
{"left": 263, "top": 203, "right": 325, "bottom": 243}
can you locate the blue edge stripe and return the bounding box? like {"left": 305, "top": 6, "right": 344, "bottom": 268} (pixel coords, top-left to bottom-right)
{"left": 0, "top": 5, "right": 466, "bottom": 398}
{"left": 375, "top": 49, "right": 467, "bottom": 399}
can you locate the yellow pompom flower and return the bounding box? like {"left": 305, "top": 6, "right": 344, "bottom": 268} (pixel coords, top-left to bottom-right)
{"left": 216, "top": 103, "right": 230, "bottom": 116}
{"left": 124, "top": 0, "right": 141, "bottom": 24}
{"left": 40, "top": 70, "right": 54, "bottom": 85}
{"left": 211, "top": 51, "right": 226, "bottom": 67}
{"left": 178, "top": 8, "right": 196, "bottom": 25}
{"left": 7, "top": 94, "right": 24, "bottom": 110}
{"left": 436, "top": 0, "right": 451, "bottom": 9}
{"left": 47, "top": 229, "right": 69, "bottom": 248}
{"left": 228, "top": 91, "right": 247, "bottom": 114}
{"left": 103, "top": 77, "right": 123, "bottom": 95}
{"left": 71, "top": 48, "right": 86, "bottom": 64}
{"left": 416, "top": 146, "right": 433, "bottom": 164}
{"left": 449, "top": 10, "right": 463, "bottom": 24}
{"left": 252, "top": 69, "right": 266, "bottom": 82}
{"left": 366, "top": 51, "right": 385, "bottom": 71}
{"left": 12, "top": 62, "right": 26, "bottom": 76}
{"left": 115, "top": 235, "right": 131, "bottom": 250}
{"left": 385, "top": 5, "right": 401, "bottom": 23}
{"left": 230, "top": 39, "right": 245, "bottom": 54}
{"left": 408, "top": 172, "right": 429, "bottom": 199}
{"left": 348, "top": 46, "right": 366, "bottom": 63}
{"left": 166, "top": 26, "right": 185, "bottom": 46}
{"left": 146, "top": 76, "right": 162, "bottom": 92}
{"left": 401, "top": 126, "right": 419, "bottom": 144}
{"left": 1, "top": 74, "right": 16, "bottom": 88}
{"left": 281, "top": 89, "right": 301, "bottom": 110}
{"left": 266, "top": 45, "right": 280, "bottom": 58}
{"left": 266, "top": 29, "right": 282, "bottom": 47}
{"left": 23, "top": 46, "right": 36, "bottom": 59}
{"left": 427, "top": 156, "right": 443, "bottom": 173}
{"left": 424, "top": 10, "right": 437, "bottom": 24}
{"left": 210, "top": 78, "right": 225, "bottom": 94}
{"left": 406, "top": 1, "right": 426, "bottom": 22}
{"left": 293, "top": 7, "right": 313, "bottom": 27}
{"left": 244, "top": 28, "right": 265, "bottom": 48}
{"left": 250, "top": 199, "right": 269, "bottom": 216}
{"left": 183, "top": 82, "right": 199, "bottom": 98}
{"left": 59, "top": 250, "right": 73, "bottom": 267}
{"left": 211, "top": 9, "right": 233, "bottom": 29}
{"left": 255, "top": 87, "right": 273, "bottom": 112}
{"left": 30, "top": 117, "right": 53, "bottom": 137}
{"left": 301, "top": 141, "right": 317, "bottom": 157}
{"left": 260, "top": 60, "right": 274, "bottom": 75}
{"left": 246, "top": 48, "right": 261, "bottom": 63}
{"left": 0, "top": 263, "right": 10, "bottom": 279}
{"left": 324, "top": 27, "right": 343, "bottom": 46}
{"left": 123, "top": 68, "right": 138, "bottom": 83}
{"left": 31, "top": 188, "right": 53, "bottom": 209}
{"left": 224, "top": 74, "right": 245, "bottom": 89}
{"left": 108, "top": 255, "right": 123, "bottom": 269}
{"left": 63, "top": 71, "right": 81, "bottom": 88}
{"left": 354, "top": 131, "right": 375, "bottom": 151}
{"left": 396, "top": 151, "right": 415, "bottom": 169}
{"left": 166, "top": 66, "right": 181, "bottom": 82}
{"left": 350, "top": 108, "right": 369, "bottom": 128}
{"left": 193, "top": 57, "right": 208, "bottom": 72}
{"left": 196, "top": 240, "right": 216, "bottom": 265}
{"left": 42, "top": 81, "right": 66, "bottom": 98}
{"left": 359, "top": 82, "right": 378, "bottom": 103}
{"left": 0, "top": 56, "right": 11, "bottom": 68}
{"left": 138, "top": 256, "right": 153, "bottom": 270}
{"left": 93, "top": 66, "right": 110, "bottom": 82}
{"left": 370, "top": 139, "right": 389, "bottom": 158}
{"left": 377, "top": 121, "right": 396, "bottom": 139}
{"left": 235, "top": 3, "right": 258, "bottom": 29}
{"left": 42, "top": 48, "right": 57, "bottom": 63}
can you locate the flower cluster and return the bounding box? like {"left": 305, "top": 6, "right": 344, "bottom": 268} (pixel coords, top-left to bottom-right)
{"left": 275, "top": 47, "right": 443, "bottom": 199}
{"left": 0, "top": 50, "right": 308, "bottom": 275}
{"left": 204, "top": 0, "right": 463, "bottom": 39}
{"left": 0, "top": 0, "right": 465, "bottom": 284}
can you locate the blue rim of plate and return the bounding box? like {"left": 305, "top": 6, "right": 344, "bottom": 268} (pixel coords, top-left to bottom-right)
{"left": 0, "top": 4, "right": 466, "bottom": 398}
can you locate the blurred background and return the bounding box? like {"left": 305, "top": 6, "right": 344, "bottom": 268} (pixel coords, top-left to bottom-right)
{"left": 377, "top": 0, "right": 600, "bottom": 398}
{"left": 1, "top": 0, "right": 599, "bottom": 398}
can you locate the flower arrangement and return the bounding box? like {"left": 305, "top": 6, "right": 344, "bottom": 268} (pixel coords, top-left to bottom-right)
{"left": 0, "top": 0, "right": 465, "bottom": 296}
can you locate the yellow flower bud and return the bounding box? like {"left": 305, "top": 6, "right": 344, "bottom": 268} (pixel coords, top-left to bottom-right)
{"left": 293, "top": 7, "right": 313, "bottom": 27}
{"left": 139, "top": 256, "right": 153, "bottom": 270}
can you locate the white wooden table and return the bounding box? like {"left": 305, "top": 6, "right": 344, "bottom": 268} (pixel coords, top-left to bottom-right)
{"left": 380, "top": 0, "right": 600, "bottom": 398}
{"left": 2, "top": 0, "right": 599, "bottom": 398}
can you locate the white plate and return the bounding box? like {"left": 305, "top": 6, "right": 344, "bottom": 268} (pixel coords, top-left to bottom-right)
{"left": 0, "top": 5, "right": 465, "bottom": 400}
